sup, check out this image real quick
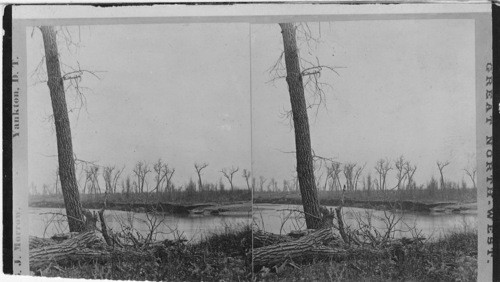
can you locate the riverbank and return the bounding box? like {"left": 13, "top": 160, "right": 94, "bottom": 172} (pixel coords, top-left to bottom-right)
{"left": 253, "top": 191, "right": 477, "bottom": 214}
{"left": 192, "top": 202, "right": 252, "bottom": 216}
{"left": 254, "top": 227, "right": 477, "bottom": 281}
{"left": 29, "top": 194, "right": 252, "bottom": 215}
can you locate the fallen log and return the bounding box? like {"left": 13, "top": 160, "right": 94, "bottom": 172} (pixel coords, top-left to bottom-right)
{"left": 253, "top": 230, "right": 293, "bottom": 248}
{"left": 253, "top": 227, "right": 340, "bottom": 267}
{"left": 287, "top": 229, "right": 316, "bottom": 239}
{"left": 253, "top": 227, "right": 423, "bottom": 267}
{"left": 29, "top": 236, "right": 56, "bottom": 250}
{"left": 29, "top": 231, "right": 154, "bottom": 270}
{"left": 30, "top": 231, "right": 107, "bottom": 270}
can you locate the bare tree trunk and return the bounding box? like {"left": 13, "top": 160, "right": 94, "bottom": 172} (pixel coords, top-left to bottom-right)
{"left": 437, "top": 161, "right": 450, "bottom": 190}
{"left": 40, "top": 26, "right": 85, "bottom": 232}
{"left": 197, "top": 173, "right": 203, "bottom": 192}
{"left": 195, "top": 163, "right": 208, "bottom": 192}
{"left": 279, "top": 23, "right": 322, "bottom": 229}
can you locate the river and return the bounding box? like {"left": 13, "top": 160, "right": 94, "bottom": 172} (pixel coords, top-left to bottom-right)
{"left": 253, "top": 204, "right": 476, "bottom": 240}
{"left": 30, "top": 204, "right": 476, "bottom": 243}
{"left": 29, "top": 207, "right": 251, "bottom": 242}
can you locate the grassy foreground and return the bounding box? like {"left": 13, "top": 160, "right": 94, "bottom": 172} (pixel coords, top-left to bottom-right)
{"left": 255, "top": 228, "right": 477, "bottom": 281}
{"left": 30, "top": 225, "right": 476, "bottom": 281}
{"left": 33, "top": 225, "right": 252, "bottom": 281}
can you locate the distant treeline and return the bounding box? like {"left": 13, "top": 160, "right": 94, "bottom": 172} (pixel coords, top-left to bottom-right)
{"left": 31, "top": 155, "right": 476, "bottom": 203}
{"left": 30, "top": 158, "right": 253, "bottom": 196}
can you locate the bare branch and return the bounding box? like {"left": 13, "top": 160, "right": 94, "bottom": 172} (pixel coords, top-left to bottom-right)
{"left": 221, "top": 166, "right": 240, "bottom": 191}
{"left": 268, "top": 22, "right": 346, "bottom": 124}
{"left": 374, "top": 158, "right": 392, "bottom": 191}
{"left": 132, "top": 161, "right": 151, "bottom": 193}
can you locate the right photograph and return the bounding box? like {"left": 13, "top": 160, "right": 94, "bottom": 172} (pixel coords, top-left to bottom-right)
{"left": 251, "top": 19, "right": 479, "bottom": 281}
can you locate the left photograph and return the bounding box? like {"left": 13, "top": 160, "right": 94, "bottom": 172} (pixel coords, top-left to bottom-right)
{"left": 26, "top": 23, "right": 252, "bottom": 280}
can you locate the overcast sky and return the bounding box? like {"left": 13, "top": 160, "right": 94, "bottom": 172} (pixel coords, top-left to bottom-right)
{"left": 27, "top": 19, "right": 476, "bottom": 192}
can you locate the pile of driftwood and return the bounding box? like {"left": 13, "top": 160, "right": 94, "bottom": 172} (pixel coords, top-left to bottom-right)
{"left": 29, "top": 209, "right": 161, "bottom": 272}
{"left": 30, "top": 230, "right": 154, "bottom": 270}
{"left": 253, "top": 206, "right": 424, "bottom": 270}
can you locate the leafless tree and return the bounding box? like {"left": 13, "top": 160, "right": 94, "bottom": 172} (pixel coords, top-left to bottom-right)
{"left": 194, "top": 162, "right": 209, "bottom": 192}
{"left": 282, "top": 179, "right": 290, "bottom": 192}
{"left": 374, "top": 158, "right": 392, "bottom": 191}
{"left": 121, "top": 175, "right": 132, "bottom": 197}
{"left": 165, "top": 166, "right": 175, "bottom": 194}
{"left": 112, "top": 166, "right": 125, "bottom": 193}
{"left": 84, "top": 165, "right": 101, "bottom": 195}
{"left": 91, "top": 166, "right": 101, "bottom": 194}
{"left": 343, "top": 163, "right": 365, "bottom": 191}
{"left": 393, "top": 156, "right": 408, "bottom": 190}
{"left": 326, "top": 162, "right": 342, "bottom": 191}
{"left": 259, "top": 176, "right": 267, "bottom": 192}
{"left": 103, "top": 165, "right": 124, "bottom": 194}
{"left": 153, "top": 159, "right": 175, "bottom": 194}
{"left": 276, "top": 23, "right": 327, "bottom": 228}
{"left": 353, "top": 164, "right": 365, "bottom": 191}
{"left": 103, "top": 166, "right": 115, "bottom": 194}
{"left": 153, "top": 159, "right": 166, "bottom": 193}
{"left": 242, "top": 169, "right": 252, "bottom": 191}
{"left": 36, "top": 26, "right": 103, "bottom": 232}
{"left": 40, "top": 25, "right": 85, "bottom": 229}
{"left": 463, "top": 166, "right": 476, "bottom": 189}
{"left": 267, "top": 177, "right": 278, "bottom": 192}
{"left": 323, "top": 164, "right": 334, "bottom": 191}
{"left": 437, "top": 160, "right": 450, "bottom": 190}
{"left": 132, "top": 181, "right": 139, "bottom": 194}
{"left": 218, "top": 178, "right": 225, "bottom": 192}
{"left": 133, "top": 161, "right": 151, "bottom": 193}
{"left": 221, "top": 166, "right": 240, "bottom": 191}
{"left": 363, "top": 174, "right": 374, "bottom": 195}
{"left": 404, "top": 161, "right": 417, "bottom": 190}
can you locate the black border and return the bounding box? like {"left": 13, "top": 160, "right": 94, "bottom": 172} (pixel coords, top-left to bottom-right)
{"left": 3, "top": 4, "right": 13, "bottom": 276}
{"left": 492, "top": 3, "right": 499, "bottom": 282}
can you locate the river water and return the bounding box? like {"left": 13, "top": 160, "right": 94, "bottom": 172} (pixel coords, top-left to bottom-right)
{"left": 29, "top": 207, "right": 251, "bottom": 242}
{"left": 30, "top": 204, "right": 476, "bottom": 243}
{"left": 253, "top": 204, "right": 476, "bottom": 240}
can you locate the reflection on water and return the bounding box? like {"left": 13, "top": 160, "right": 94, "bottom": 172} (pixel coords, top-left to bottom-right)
{"left": 29, "top": 207, "right": 251, "bottom": 242}
{"left": 254, "top": 204, "right": 477, "bottom": 240}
